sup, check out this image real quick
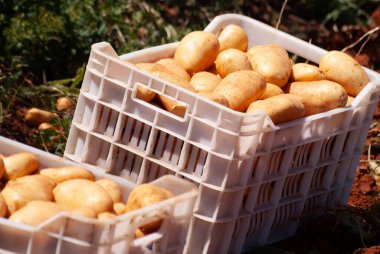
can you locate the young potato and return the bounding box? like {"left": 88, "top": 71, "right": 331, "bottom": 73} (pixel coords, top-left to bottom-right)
{"left": 218, "top": 24, "right": 248, "bottom": 52}
{"left": 346, "top": 96, "right": 355, "bottom": 106}
{"left": 126, "top": 184, "right": 174, "bottom": 212}
{"left": 95, "top": 178, "right": 123, "bottom": 203}
{"left": 156, "top": 58, "right": 191, "bottom": 81}
{"left": 0, "top": 193, "right": 7, "bottom": 217}
{"left": 70, "top": 207, "right": 97, "bottom": 218}
{"left": 259, "top": 83, "right": 284, "bottom": 99}
{"left": 9, "top": 201, "right": 66, "bottom": 226}
{"left": 56, "top": 97, "right": 73, "bottom": 111}
{"left": 40, "top": 166, "right": 95, "bottom": 184}
{"left": 291, "top": 63, "right": 326, "bottom": 81}
{"left": 2, "top": 175, "right": 56, "bottom": 214}
{"left": 135, "top": 229, "right": 145, "bottom": 239}
{"left": 198, "top": 92, "right": 230, "bottom": 108}
{"left": 151, "top": 72, "right": 193, "bottom": 117}
{"left": 286, "top": 80, "right": 348, "bottom": 116}
{"left": 24, "top": 107, "right": 55, "bottom": 126}
{"left": 0, "top": 154, "right": 5, "bottom": 179}
{"left": 38, "top": 122, "right": 54, "bottom": 131}
{"left": 53, "top": 179, "right": 113, "bottom": 215}
{"left": 136, "top": 62, "right": 190, "bottom": 86}
{"left": 135, "top": 63, "right": 160, "bottom": 102}
{"left": 113, "top": 202, "right": 126, "bottom": 215}
{"left": 206, "top": 63, "right": 218, "bottom": 75}
{"left": 190, "top": 72, "right": 221, "bottom": 92}
{"left": 126, "top": 184, "right": 174, "bottom": 234}
{"left": 319, "top": 50, "right": 370, "bottom": 96}
{"left": 247, "top": 44, "right": 292, "bottom": 88}
{"left": 3, "top": 152, "right": 40, "bottom": 180}
{"left": 213, "top": 70, "right": 266, "bottom": 112}
{"left": 155, "top": 96, "right": 188, "bottom": 118}
{"left": 215, "top": 49, "right": 252, "bottom": 78}
{"left": 137, "top": 62, "right": 194, "bottom": 117}
{"left": 246, "top": 94, "right": 305, "bottom": 124}
{"left": 174, "top": 31, "right": 219, "bottom": 74}
{"left": 98, "top": 212, "right": 117, "bottom": 220}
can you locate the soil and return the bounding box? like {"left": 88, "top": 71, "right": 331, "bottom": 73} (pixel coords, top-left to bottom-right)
{"left": 0, "top": 105, "right": 38, "bottom": 147}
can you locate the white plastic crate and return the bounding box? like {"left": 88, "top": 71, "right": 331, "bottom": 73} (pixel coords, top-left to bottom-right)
{"left": 64, "top": 14, "right": 380, "bottom": 253}
{"left": 0, "top": 136, "right": 198, "bottom": 254}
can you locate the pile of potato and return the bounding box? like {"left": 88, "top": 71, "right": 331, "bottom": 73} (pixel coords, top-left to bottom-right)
{"left": 129, "top": 24, "right": 370, "bottom": 124}
{"left": 0, "top": 152, "right": 173, "bottom": 236}
{"left": 24, "top": 97, "right": 73, "bottom": 130}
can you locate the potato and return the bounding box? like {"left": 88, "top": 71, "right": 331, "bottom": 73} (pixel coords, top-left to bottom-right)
{"left": 126, "top": 184, "right": 174, "bottom": 234}
{"left": 0, "top": 154, "right": 5, "bottom": 179}
{"left": 174, "top": 31, "right": 219, "bottom": 74}
{"left": 190, "top": 72, "right": 221, "bottom": 92}
{"left": 98, "top": 212, "right": 117, "bottom": 220}
{"left": 40, "top": 166, "right": 95, "bottom": 184}
{"left": 138, "top": 62, "right": 194, "bottom": 117}
{"left": 319, "top": 50, "right": 370, "bottom": 96}
{"left": 218, "top": 24, "right": 248, "bottom": 52}
{"left": 2, "top": 175, "right": 56, "bottom": 214}
{"left": 9, "top": 201, "right": 65, "bottom": 226}
{"left": 246, "top": 94, "right": 305, "bottom": 124}
{"left": 136, "top": 63, "right": 193, "bottom": 86}
{"left": 137, "top": 63, "right": 192, "bottom": 90}
{"left": 156, "top": 58, "right": 191, "bottom": 81}
{"left": 135, "top": 229, "right": 145, "bottom": 239}
{"left": 153, "top": 75, "right": 194, "bottom": 117}
{"left": 24, "top": 107, "right": 54, "bottom": 126}
{"left": 0, "top": 193, "right": 7, "bottom": 217}
{"left": 286, "top": 80, "right": 348, "bottom": 116}
{"left": 95, "top": 178, "right": 123, "bottom": 203}
{"left": 198, "top": 92, "right": 230, "bottom": 108}
{"left": 56, "top": 97, "right": 73, "bottom": 111}
{"left": 134, "top": 63, "right": 160, "bottom": 102}
{"left": 53, "top": 179, "right": 113, "bottom": 215}
{"left": 70, "top": 207, "right": 97, "bottom": 219}
{"left": 213, "top": 70, "right": 266, "bottom": 112}
{"left": 247, "top": 44, "right": 291, "bottom": 88}
{"left": 113, "top": 202, "right": 126, "bottom": 215}
{"left": 259, "top": 83, "right": 284, "bottom": 99}
{"left": 126, "top": 184, "right": 174, "bottom": 212}
{"left": 215, "top": 49, "right": 252, "bottom": 78}
{"left": 291, "top": 63, "right": 326, "bottom": 81}
{"left": 38, "top": 122, "right": 54, "bottom": 131}
{"left": 206, "top": 63, "right": 218, "bottom": 75}
{"left": 3, "top": 152, "right": 40, "bottom": 180}
{"left": 156, "top": 96, "right": 188, "bottom": 118}
{"left": 346, "top": 96, "right": 355, "bottom": 106}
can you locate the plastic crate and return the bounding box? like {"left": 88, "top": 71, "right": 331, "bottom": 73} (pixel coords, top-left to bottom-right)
{"left": 64, "top": 14, "right": 380, "bottom": 253}
{"left": 0, "top": 136, "right": 198, "bottom": 254}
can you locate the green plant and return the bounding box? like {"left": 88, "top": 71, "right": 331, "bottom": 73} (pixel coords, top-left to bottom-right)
{"left": 0, "top": 57, "right": 28, "bottom": 111}
{"left": 324, "top": 0, "right": 380, "bottom": 26}
{"left": 35, "top": 112, "right": 72, "bottom": 156}
{"left": 293, "top": 0, "right": 380, "bottom": 26}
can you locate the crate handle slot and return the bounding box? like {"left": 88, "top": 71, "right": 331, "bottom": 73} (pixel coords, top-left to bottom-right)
{"left": 132, "top": 232, "right": 163, "bottom": 247}
{"left": 132, "top": 82, "right": 189, "bottom": 120}
{"left": 131, "top": 213, "right": 169, "bottom": 248}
